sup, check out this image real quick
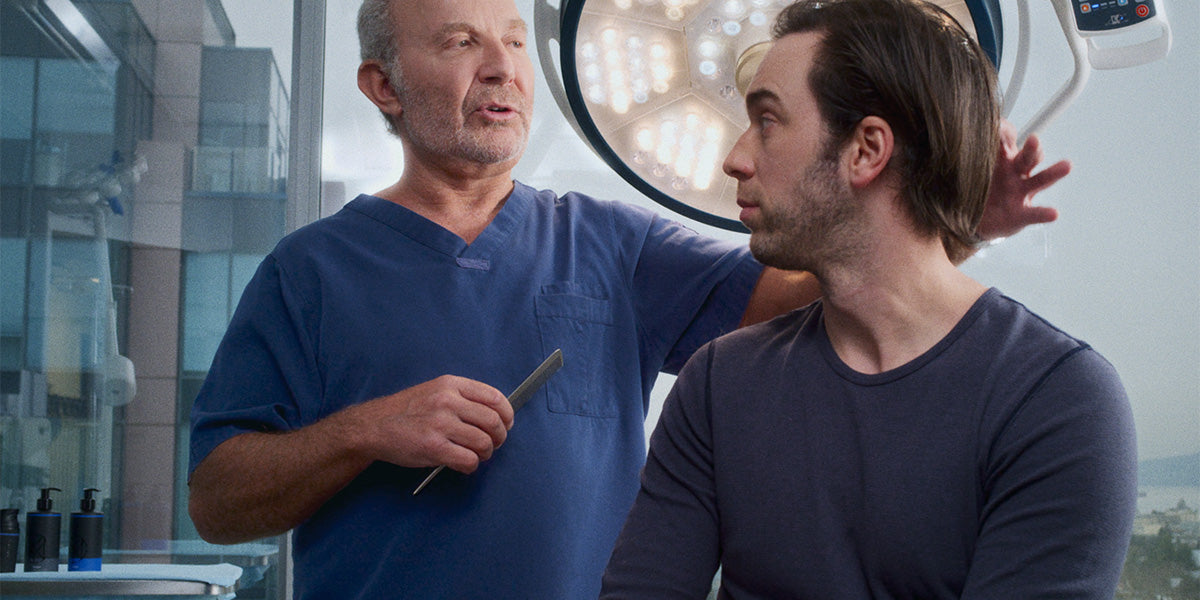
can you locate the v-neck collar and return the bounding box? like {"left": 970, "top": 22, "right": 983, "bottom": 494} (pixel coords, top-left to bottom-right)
{"left": 346, "top": 183, "right": 533, "bottom": 269}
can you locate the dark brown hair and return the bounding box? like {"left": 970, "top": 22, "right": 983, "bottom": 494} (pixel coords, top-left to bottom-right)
{"left": 774, "top": 0, "right": 1000, "bottom": 261}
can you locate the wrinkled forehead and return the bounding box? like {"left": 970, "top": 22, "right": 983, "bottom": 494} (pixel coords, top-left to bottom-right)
{"left": 391, "top": 0, "right": 526, "bottom": 39}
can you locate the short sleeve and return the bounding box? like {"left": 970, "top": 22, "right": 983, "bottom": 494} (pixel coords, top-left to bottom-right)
{"left": 187, "top": 254, "right": 322, "bottom": 476}
{"left": 628, "top": 210, "right": 762, "bottom": 374}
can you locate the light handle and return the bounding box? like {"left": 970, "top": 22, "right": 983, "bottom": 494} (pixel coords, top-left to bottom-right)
{"left": 1014, "top": 0, "right": 1171, "bottom": 142}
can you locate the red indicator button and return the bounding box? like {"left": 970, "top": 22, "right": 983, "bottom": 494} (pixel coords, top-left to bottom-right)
{"left": 1136, "top": 4, "right": 1150, "bottom": 16}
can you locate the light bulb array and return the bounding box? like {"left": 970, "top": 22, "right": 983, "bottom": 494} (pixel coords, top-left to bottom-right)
{"left": 577, "top": 30, "right": 676, "bottom": 114}
{"left": 631, "top": 110, "right": 726, "bottom": 191}
{"left": 573, "top": 0, "right": 795, "bottom": 208}
{"left": 568, "top": 0, "right": 983, "bottom": 225}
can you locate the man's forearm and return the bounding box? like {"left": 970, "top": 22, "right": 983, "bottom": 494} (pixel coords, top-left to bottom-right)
{"left": 187, "top": 409, "right": 373, "bottom": 544}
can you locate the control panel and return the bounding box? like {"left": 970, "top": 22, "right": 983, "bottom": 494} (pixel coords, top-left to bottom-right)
{"left": 1014, "top": 0, "right": 1171, "bottom": 140}
{"left": 1073, "top": 0, "right": 1157, "bottom": 32}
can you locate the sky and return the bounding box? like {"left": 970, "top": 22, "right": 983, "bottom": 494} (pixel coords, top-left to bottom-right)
{"left": 222, "top": 0, "right": 1198, "bottom": 461}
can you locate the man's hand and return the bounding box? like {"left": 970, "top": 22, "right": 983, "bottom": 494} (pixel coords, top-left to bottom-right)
{"left": 351, "top": 375, "right": 514, "bottom": 474}
{"left": 188, "top": 375, "right": 513, "bottom": 544}
{"left": 978, "top": 120, "right": 1071, "bottom": 241}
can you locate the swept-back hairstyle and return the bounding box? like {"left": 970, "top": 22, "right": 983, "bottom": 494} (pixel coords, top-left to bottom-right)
{"left": 357, "top": 0, "right": 404, "bottom": 135}
{"left": 774, "top": 0, "right": 1000, "bottom": 262}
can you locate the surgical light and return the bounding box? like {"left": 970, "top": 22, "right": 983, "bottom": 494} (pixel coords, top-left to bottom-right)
{"left": 536, "top": 0, "right": 1171, "bottom": 231}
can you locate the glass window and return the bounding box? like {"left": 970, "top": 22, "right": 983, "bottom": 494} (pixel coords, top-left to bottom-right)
{"left": 1, "top": 0, "right": 292, "bottom": 596}
{"left": 36, "top": 60, "right": 117, "bottom": 135}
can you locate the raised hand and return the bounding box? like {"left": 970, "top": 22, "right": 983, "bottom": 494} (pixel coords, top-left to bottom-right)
{"left": 978, "top": 120, "right": 1071, "bottom": 241}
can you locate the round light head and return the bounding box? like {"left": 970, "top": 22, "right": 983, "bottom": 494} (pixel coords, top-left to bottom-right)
{"left": 559, "top": 0, "right": 1002, "bottom": 230}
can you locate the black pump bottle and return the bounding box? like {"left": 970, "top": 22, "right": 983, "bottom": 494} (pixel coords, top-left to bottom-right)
{"left": 68, "top": 488, "right": 103, "bottom": 571}
{"left": 24, "top": 487, "right": 61, "bottom": 572}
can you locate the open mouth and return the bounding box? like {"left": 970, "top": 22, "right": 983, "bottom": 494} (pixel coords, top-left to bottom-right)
{"left": 478, "top": 102, "right": 517, "bottom": 116}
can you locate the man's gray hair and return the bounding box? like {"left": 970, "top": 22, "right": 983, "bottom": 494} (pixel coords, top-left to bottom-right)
{"left": 358, "top": 0, "right": 397, "bottom": 65}
{"left": 357, "top": 0, "right": 404, "bottom": 135}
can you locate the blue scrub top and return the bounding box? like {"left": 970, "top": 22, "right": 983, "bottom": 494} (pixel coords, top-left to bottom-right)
{"left": 188, "top": 182, "right": 762, "bottom": 599}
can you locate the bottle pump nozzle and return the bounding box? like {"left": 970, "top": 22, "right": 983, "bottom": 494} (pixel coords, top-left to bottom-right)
{"left": 79, "top": 488, "right": 100, "bottom": 512}
{"left": 36, "top": 488, "right": 61, "bottom": 512}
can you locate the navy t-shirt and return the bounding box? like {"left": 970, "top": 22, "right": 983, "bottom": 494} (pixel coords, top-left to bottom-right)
{"left": 603, "top": 289, "right": 1137, "bottom": 599}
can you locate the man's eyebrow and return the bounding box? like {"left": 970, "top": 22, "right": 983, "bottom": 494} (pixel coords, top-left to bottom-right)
{"left": 745, "top": 88, "right": 782, "bottom": 112}
{"left": 431, "top": 19, "right": 528, "bottom": 40}
{"left": 507, "top": 19, "right": 529, "bottom": 35}
{"left": 432, "top": 22, "right": 472, "bottom": 40}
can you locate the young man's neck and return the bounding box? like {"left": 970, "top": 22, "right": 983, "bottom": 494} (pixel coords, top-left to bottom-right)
{"left": 818, "top": 236, "right": 987, "bottom": 375}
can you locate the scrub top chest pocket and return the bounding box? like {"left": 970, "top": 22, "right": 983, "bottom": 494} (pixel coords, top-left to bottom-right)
{"left": 535, "top": 282, "right": 617, "bottom": 417}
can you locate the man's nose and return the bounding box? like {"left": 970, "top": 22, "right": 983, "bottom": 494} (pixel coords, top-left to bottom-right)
{"left": 479, "top": 39, "right": 516, "bottom": 84}
{"left": 723, "top": 130, "right": 754, "bottom": 181}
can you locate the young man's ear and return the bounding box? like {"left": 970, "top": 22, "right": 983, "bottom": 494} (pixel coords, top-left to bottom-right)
{"left": 357, "top": 60, "right": 403, "bottom": 119}
{"left": 844, "top": 116, "right": 893, "bottom": 189}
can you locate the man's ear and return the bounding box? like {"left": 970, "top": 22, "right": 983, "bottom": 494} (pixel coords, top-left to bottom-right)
{"left": 844, "top": 116, "right": 893, "bottom": 189}
{"left": 357, "top": 60, "right": 403, "bottom": 118}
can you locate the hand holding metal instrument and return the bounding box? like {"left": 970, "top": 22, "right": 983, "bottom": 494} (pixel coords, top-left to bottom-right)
{"left": 412, "top": 349, "right": 564, "bottom": 495}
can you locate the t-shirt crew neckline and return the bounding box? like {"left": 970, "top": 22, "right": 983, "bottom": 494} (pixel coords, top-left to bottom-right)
{"left": 816, "top": 287, "right": 1000, "bottom": 386}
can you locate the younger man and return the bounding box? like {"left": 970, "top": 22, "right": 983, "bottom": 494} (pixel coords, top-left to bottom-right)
{"left": 600, "top": 1, "right": 1137, "bottom": 597}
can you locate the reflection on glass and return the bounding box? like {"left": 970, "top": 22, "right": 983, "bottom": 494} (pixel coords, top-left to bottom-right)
{"left": 1, "top": 0, "right": 290, "bottom": 596}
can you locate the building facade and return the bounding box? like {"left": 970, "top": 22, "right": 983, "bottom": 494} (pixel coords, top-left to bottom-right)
{"left": 1, "top": 0, "right": 288, "bottom": 590}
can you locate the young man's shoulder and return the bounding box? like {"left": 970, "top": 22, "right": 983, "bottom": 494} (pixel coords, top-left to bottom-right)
{"left": 979, "top": 290, "right": 1098, "bottom": 358}
{"left": 705, "top": 303, "right": 822, "bottom": 365}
